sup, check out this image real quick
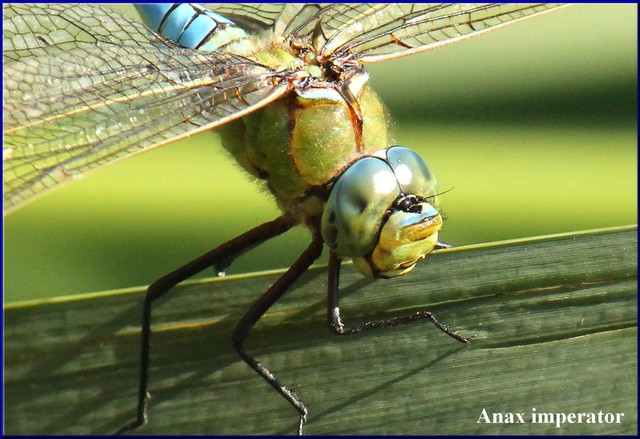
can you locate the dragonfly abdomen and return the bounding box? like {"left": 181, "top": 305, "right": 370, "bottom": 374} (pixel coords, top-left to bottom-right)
{"left": 136, "top": 3, "right": 247, "bottom": 52}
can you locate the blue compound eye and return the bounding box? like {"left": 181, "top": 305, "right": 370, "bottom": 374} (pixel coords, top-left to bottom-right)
{"left": 321, "top": 147, "right": 443, "bottom": 278}
{"left": 386, "top": 146, "right": 439, "bottom": 204}
{"left": 321, "top": 156, "right": 400, "bottom": 257}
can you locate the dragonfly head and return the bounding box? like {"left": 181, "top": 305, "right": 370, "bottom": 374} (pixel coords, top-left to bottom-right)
{"left": 321, "top": 146, "right": 443, "bottom": 278}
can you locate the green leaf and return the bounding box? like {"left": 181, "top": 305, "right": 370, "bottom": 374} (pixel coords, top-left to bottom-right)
{"left": 4, "top": 225, "right": 637, "bottom": 435}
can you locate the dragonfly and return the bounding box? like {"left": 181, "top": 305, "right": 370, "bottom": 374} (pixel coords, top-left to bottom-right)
{"left": 3, "top": 3, "right": 566, "bottom": 434}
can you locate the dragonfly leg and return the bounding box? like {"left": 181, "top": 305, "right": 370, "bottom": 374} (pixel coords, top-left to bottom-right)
{"left": 116, "top": 216, "right": 293, "bottom": 434}
{"left": 232, "top": 234, "right": 324, "bottom": 436}
{"left": 434, "top": 241, "right": 452, "bottom": 250}
{"left": 327, "top": 251, "right": 470, "bottom": 344}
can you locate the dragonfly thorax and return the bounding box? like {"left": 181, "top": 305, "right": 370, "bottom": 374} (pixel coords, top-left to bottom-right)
{"left": 218, "top": 69, "right": 388, "bottom": 209}
{"left": 286, "top": 34, "right": 359, "bottom": 83}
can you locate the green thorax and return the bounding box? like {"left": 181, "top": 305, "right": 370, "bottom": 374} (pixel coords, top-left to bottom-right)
{"left": 219, "top": 67, "right": 391, "bottom": 224}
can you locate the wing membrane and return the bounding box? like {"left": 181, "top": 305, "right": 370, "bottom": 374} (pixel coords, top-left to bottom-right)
{"left": 3, "top": 3, "right": 287, "bottom": 213}
{"left": 205, "top": 4, "right": 330, "bottom": 38}
{"left": 338, "top": 4, "right": 566, "bottom": 63}
{"left": 205, "top": 3, "right": 288, "bottom": 33}
{"left": 277, "top": 3, "right": 565, "bottom": 63}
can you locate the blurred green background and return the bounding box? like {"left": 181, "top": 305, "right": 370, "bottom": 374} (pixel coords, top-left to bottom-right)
{"left": 3, "top": 4, "right": 637, "bottom": 303}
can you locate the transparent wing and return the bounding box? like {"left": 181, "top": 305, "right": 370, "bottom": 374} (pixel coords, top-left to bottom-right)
{"left": 204, "top": 4, "right": 332, "bottom": 39}
{"left": 205, "top": 4, "right": 566, "bottom": 61}
{"left": 283, "top": 3, "right": 566, "bottom": 63}
{"left": 205, "top": 4, "right": 289, "bottom": 33}
{"left": 3, "top": 3, "right": 288, "bottom": 213}
{"left": 203, "top": 4, "right": 331, "bottom": 37}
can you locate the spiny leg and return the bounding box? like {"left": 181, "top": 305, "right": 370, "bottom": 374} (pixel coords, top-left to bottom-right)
{"left": 116, "top": 216, "right": 293, "bottom": 434}
{"left": 232, "top": 234, "right": 324, "bottom": 436}
{"left": 327, "top": 251, "right": 470, "bottom": 343}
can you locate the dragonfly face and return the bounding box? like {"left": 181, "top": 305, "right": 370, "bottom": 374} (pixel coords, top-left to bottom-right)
{"left": 3, "top": 3, "right": 568, "bottom": 434}
{"left": 321, "top": 146, "right": 442, "bottom": 278}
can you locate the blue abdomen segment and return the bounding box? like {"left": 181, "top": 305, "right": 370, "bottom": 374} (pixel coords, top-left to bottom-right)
{"left": 136, "top": 3, "right": 246, "bottom": 51}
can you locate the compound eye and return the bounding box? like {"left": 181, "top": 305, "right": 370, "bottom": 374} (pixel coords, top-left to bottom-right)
{"left": 321, "top": 157, "right": 400, "bottom": 257}
{"left": 386, "top": 146, "right": 439, "bottom": 204}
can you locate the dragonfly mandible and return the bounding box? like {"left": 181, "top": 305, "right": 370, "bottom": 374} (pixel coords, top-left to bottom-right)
{"left": 3, "top": 3, "right": 566, "bottom": 434}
